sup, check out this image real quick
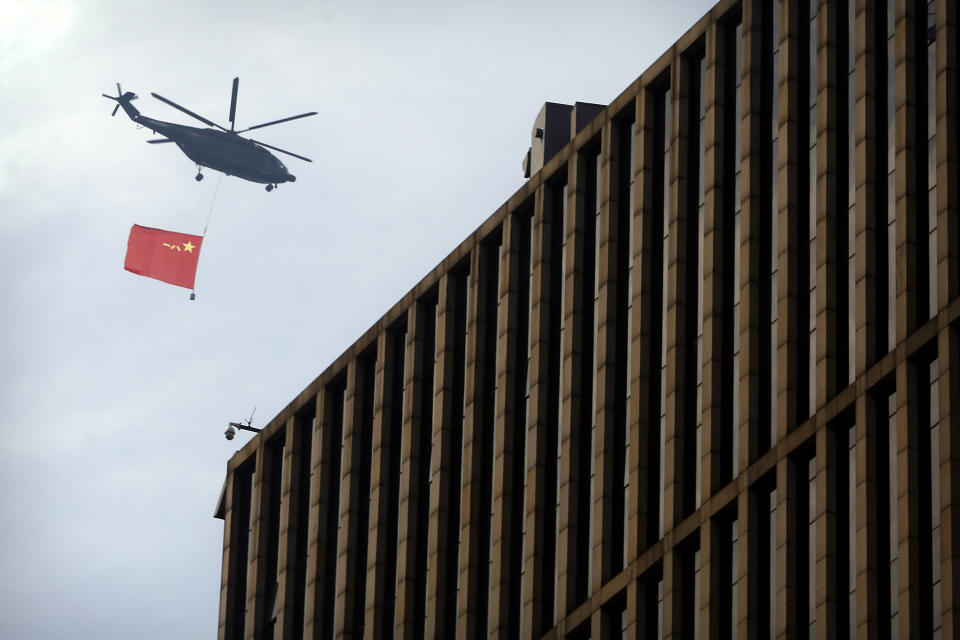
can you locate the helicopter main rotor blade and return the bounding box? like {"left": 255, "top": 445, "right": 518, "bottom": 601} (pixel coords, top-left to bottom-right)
{"left": 249, "top": 138, "right": 313, "bottom": 163}
{"left": 151, "top": 92, "right": 229, "bottom": 131}
{"left": 237, "top": 111, "right": 317, "bottom": 133}
{"left": 229, "top": 77, "right": 239, "bottom": 131}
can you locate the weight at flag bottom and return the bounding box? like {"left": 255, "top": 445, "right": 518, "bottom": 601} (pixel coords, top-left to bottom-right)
{"left": 124, "top": 224, "right": 203, "bottom": 290}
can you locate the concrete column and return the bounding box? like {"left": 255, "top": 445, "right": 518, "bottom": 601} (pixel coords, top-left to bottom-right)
{"left": 218, "top": 472, "right": 238, "bottom": 640}
{"left": 739, "top": 0, "right": 772, "bottom": 473}
{"left": 556, "top": 147, "right": 590, "bottom": 618}
{"left": 777, "top": 0, "right": 809, "bottom": 436}
{"left": 938, "top": 324, "right": 960, "bottom": 637}
{"left": 627, "top": 89, "right": 665, "bottom": 564}
{"left": 588, "top": 116, "right": 627, "bottom": 640}
{"left": 894, "top": 357, "right": 927, "bottom": 638}
{"left": 816, "top": 0, "right": 848, "bottom": 409}
{"left": 303, "top": 386, "right": 341, "bottom": 640}
{"left": 775, "top": 457, "right": 801, "bottom": 639}
{"left": 244, "top": 440, "right": 270, "bottom": 640}
{"left": 773, "top": 3, "right": 807, "bottom": 639}
{"left": 425, "top": 272, "right": 463, "bottom": 639}
{"left": 701, "top": 19, "right": 729, "bottom": 507}
{"left": 490, "top": 211, "right": 528, "bottom": 638}
{"left": 736, "top": 0, "right": 772, "bottom": 633}
{"left": 698, "top": 518, "right": 723, "bottom": 638}
{"left": 936, "top": 4, "right": 960, "bottom": 637}
{"left": 854, "top": 0, "right": 885, "bottom": 376}
{"left": 274, "top": 415, "right": 310, "bottom": 640}
{"left": 935, "top": 0, "right": 960, "bottom": 311}
{"left": 854, "top": 390, "right": 881, "bottom": 639}
{"left": 457, "top": 239, "right": 499, "bottom": 640}
{"left": 893, "top": 0, "right": 925, "bottom": 343}
{"left": 736, "top": 488, "right": 761, "bottom": 639}
{"left": 814, "top": 420, "right": 843, "bottom": 638}
{"left": 662, "top": 44, "right": 700, "bottom": 639}
{"left": 395, "top": 300, "right": 434, "bottom": 639}
{"left": 698, "top": 21, "right": 730, "bottom": 640}
{"left": 663, "top": 48, "right": 692, "bottom": 536}
{"left": 364, "top": 330, "right": 401, "bottom": 639}
{"left": 592, "top": 118, "right": 623, "bottom": 593}
{"left": 624, "top": 86, "right": 656, "bottom": 639}
{"left": 334, "top": 358, "right": 372, "bottom": 640}
{"left": 522, "top": 184, "right": 555, "bottom": 640}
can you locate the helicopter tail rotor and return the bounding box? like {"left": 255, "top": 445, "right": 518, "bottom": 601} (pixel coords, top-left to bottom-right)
{"left": 102, "top": 83, "right": 138, "bottom": 117}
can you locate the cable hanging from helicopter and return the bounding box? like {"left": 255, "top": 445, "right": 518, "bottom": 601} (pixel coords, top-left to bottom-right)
{"left": 102, "top": 77, "right": 316, "bottom": 192}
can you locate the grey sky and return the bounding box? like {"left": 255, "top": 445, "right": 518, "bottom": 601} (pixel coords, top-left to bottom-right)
{"left": 0, "top": 1, "right": 715, "bottom": 637}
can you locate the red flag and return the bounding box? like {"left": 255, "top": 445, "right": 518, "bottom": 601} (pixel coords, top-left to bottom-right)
{"left": 124, "top": 224, "right": 204, "bottom": 289}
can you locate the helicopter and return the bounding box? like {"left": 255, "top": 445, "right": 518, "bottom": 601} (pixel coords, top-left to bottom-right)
{"left": 102, "top": 78, "right": 316, "bottom": 191}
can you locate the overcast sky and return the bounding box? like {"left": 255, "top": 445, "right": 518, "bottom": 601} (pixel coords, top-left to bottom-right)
{"left": 0, "top": 1, "right": 715, "bottom": 637}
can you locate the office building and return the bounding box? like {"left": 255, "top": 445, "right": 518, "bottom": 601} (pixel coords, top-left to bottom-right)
{"left": 215, "top": 0, "right": 960, "bottom": 637}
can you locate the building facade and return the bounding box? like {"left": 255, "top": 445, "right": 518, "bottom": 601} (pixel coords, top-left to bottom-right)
{"left": 215, "top": 0, "right": 960, "bottom": 637}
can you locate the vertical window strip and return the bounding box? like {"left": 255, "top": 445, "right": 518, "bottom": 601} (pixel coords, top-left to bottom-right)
{"left": 510, "top": 214, "right": 531, "bottom": 637}
{"left": 321, "top": 383, "right": 345, "bottom": 640}
{"left": 733, "top": 23, "right": 743, "bottom": 475}
{"left": 927, "top": 0, "right": 938, "bottom": 318}
{"left": 383, "top": 326, "right": 406, "bottom": 635}
{"left": 261, "top": 435, "right": 285, "bottom": 636}
{"left": 624, "top": 119, "right": 636, "bottom": 565}
{"left": 847, "top": 0, "right": 856, "bottom": 385}
{"left": 228, "top": 462, "right": 254, "bottom": 640}
{"left": 696, "top": 55, "right": 706, "bottom": 510}
{"left": 768, "top": 0, "right": 779, "bottom": 449}
{"left": 614, "top": 119, "right": 633, "bottom": 572}
{"left": 794, "top": 0, "right": 810, "bottom": 421}
{"left": 887, "top": 390, "right": 899, "bottom": 634}
{"left": 415, "top": 301, "right": 436, "bottom": 639}
{"left": 731, "top": 517, "right": 739, "bottom": 640}
{"left": 555, "top": 182, "right": 568, "bottom": 608}
{"left": 807, "top": 0, "right": 817, "bottom": 419}
{"left": 578, "top": 151, "right": 599, "bottom": 603}
{"left": 913, "top": 0, "right": 932, "bottom": 324}
{"left": 684, "top": 52, "right": 706, "bottom": 516}
{"left": 543, "top": 183, "right": 563, "bottom": 631}
{"left": 446, "top": 270, "right": 467, "bottom": 639}
{"left": 479, "top": 237, "right": 501, "bottom": 636}
{"left": 833, "top": 422, "right": 853, "bottom": 637}
{"left": 886, "top": 0, "right": 896, "bottom": 354}
{"left": 758, "top": 484, "right": 776, "bottom": 637}
{"left": 916, "top": 355, "right": 936, "bottom": 638}
{"left": 683, "top": 545, "right": 701, "bottom": 638}
{"left": 807, "top": 456, "right": 816, "bottom": 637}
{"left": 292, "top": 409, "right": 313, "bottom": 640}
{"left": 660, "top": 87, "right": 671, "bottom": 538}
{"left": 831, "top": 0, "right": 850, "bottom": 390}
{"left": 353, "top": 354, "right": 377, "bottom": 637}
{"left": 930, "top": 357, "right": 943, "bottom": 634}
{"left": 848, "top": 423, "right": 857, "bottom": 639}
{"left": 720, "top": 18, "right": 740, "bottom": 486}
{"left": 657, "top": 577, "right": 665, "bottom": 639}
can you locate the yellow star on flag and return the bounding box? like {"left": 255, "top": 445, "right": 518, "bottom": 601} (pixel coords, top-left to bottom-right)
{"left": 182, "top": 241, "right": 195, "bottom": 253}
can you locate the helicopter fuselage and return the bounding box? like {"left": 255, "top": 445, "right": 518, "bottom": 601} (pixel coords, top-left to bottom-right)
{"left": 135, "top": 115, "right": 295, "bottom": 185}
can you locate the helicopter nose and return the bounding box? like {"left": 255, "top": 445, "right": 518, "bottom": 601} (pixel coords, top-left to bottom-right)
{"left": 287, "top": 174, "right": 296, "bottom": 182}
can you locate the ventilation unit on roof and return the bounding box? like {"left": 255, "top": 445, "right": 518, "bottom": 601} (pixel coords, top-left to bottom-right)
{"left": 522, "top": 101, "right": 605, "bottom": 178}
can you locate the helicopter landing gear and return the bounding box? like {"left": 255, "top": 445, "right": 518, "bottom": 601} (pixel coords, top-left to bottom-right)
{"left": 195, "top": 172, "right": 204, "bottom": 182}
{"left": 265, "top": 184, "right": 275, "bottom": 192}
